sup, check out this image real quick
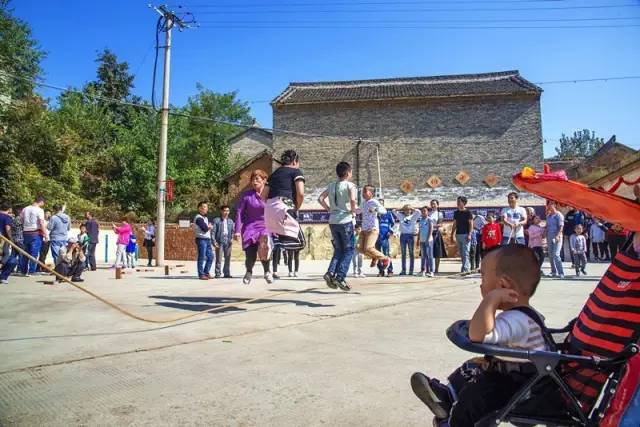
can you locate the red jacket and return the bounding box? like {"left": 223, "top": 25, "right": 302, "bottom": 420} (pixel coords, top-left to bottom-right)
{"left": 481, "top": 223, "right": 502, "bottom": 249}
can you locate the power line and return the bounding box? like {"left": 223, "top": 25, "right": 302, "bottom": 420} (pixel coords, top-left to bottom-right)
{"left": 174, "top": 0, "right": 571, "bottom": 7}
{"left": 197, "top": 24, "right": 640, "bottom": 29}
{"left": 192, "top": 3, "right": 640, "bottom": 14}
{"left": 197, "top": 17, "right": 640, "bottom": 24}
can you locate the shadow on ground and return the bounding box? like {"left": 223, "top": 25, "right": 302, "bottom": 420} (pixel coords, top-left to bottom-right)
{"left": 149, "top": 295, "right": 335, "bottom": 312}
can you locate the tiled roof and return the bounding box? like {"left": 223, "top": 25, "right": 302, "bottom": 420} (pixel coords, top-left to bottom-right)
{"left": 272, "top": 70, "right": 541, "bottom": 106}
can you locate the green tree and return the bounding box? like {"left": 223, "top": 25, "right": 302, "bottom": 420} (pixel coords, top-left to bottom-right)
{"left": 0, "top": 0, "right": 45, "bottom": 104}
{"left": 554, "top": 129, "right": 605, "bottom": 159}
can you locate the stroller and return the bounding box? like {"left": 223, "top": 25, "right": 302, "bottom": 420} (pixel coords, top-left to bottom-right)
{"left": 446, "top": 243, "right": 639, "bottom": 426}
{"left": 425, "top": 167, "right": 640, "bottom": 426}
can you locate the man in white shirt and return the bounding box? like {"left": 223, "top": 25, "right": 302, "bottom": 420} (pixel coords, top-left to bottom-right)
{"left": 19, "top": 196, "right": 47, "bottom": 275}
{"left": 501, "top": 192, "right": 527, "bottom": 245}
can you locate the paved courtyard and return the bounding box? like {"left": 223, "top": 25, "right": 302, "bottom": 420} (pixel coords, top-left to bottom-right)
{"left": 0, "top": 259, "right": 605, "bottom": 426}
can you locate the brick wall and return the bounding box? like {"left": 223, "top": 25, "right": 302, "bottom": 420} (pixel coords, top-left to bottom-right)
{"left": 221, "top": 154, "right": 273, "bottom": 208}
{"left": 273, "top": 95, "right": 543, "bottom": 205}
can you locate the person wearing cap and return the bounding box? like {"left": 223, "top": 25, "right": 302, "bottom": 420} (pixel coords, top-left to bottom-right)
{"left": 54, "top": 237, "right": 86, "bottom": 283}
{"left": 395, "top": 204, "right": 421, "bottom": 276}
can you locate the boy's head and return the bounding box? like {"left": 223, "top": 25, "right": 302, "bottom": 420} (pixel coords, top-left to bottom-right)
{"left": 354, "top": 223, "right": 361, "bottom": 234}
{"left": 420, "top": 206, "right": 429, "bottom": 217}
{"left": 486, "top": 213, "right": 495, "bottom": 223}
{"left": 53, "top": 204, "right": 63, "bottom": 213}
{"left": 362, "top": 185, "right": 375, "bottom": 200}
{"left": 507, "top": 192, "right": 519, "bottom": 208}
{"left": 220, "top": 205, "right": 230, "bottom": 218}
{"left": 198, "top": 201, "right": 208, "bottom": 215}
{"left": 480, "top": 245, "right": 541, "bottom": 307}
{"left": 80, "top": 225, "right": 87, "bottom": 233}
{"left": 456, "top": 196, "right": 467, "bottom": 210}
{"left": 336, "top": 162, "right": 352, "bottom": 180}
{"left": 546, "top": 201, "right": 557, "bottom": 214}
{"left": 574, "top": 224, "right": 583, "bottom": 235}
{"left": 430, "top": 199, "right": 439, "bottom": 210}
{"left": 532, "top": 215, "right": 541, "bottom": 225}
{"left": 0, "top": 202, "right": 11, "bottom": 213}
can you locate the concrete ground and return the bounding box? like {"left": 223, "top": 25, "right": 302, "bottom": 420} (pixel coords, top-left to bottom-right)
{"left": 0, "top": 258, "right": 605, "bottom": 426}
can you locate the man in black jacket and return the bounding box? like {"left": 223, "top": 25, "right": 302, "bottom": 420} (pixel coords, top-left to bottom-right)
{"left": 84, "top": 211, "right": 99, "bottom": 271}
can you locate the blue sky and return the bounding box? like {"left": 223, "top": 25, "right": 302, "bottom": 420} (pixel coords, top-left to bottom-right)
{"left": 12, "top": 0, "right": 640, "bottom": 157}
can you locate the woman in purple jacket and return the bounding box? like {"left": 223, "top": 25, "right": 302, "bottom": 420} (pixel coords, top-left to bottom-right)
{"left": 234, "top": 169, "right": 273, "bottom": 285}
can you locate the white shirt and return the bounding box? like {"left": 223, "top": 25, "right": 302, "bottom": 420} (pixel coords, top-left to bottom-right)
{"left": 21, "top": 205, "right": 45, "bottom": 232}
{"left": 222, "top": 219, "right": 228, "bottom": 237}
{"left": 483, "top": 309, "right": 549, "bottom": 356}
{"left": 501, "top": 206, "right": 528, "bottom": 239}
{"left": 429, "top": 210, "right": 443, "bottom": 232}
{"left": 396, "top": 211, "right": 421, "bottom": 235}
{"left": 144, "top": 225, "right": 155, "bottom": 240}
{"left": 361, "top": 199, "right": 386, "bottom": 231}
{"left": 590, "top": 223, "right": 605, "bottom": 243}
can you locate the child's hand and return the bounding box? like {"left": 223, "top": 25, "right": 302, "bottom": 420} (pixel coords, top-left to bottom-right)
{"left": 485, "top": 288, "right": 519, "bottom": 306}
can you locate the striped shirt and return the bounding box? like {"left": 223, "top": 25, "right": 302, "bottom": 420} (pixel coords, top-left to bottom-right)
{"left": 483, "top": 309, "right": 549, "bottom": 356}
{"left": 564, "top": 247, "right": 640, "bottom": 410}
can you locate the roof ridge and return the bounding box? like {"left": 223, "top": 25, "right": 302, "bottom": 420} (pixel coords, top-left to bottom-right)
{"left": 288, "top": 70, "right": 520, "bottom": 87}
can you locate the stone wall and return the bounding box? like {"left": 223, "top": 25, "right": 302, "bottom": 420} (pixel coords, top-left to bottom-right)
{"left": 230, "top": 131, "right": 273, "bottom": 159}
{"left": 273, "top": 95, "right": 543, "bottom": 205}
{"left": 221, "top": 154, "right": 273, "bottom": 207}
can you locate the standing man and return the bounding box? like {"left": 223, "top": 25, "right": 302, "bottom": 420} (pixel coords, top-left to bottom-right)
{"left": 20, "top": 196, "right": 47, "bottom": 275}
{"left": 376, "top": 199, "right": 395, "bottom": 277}
{"left": 546, "top": 201, "right": 565, "bottom": 279}
{"left": 194, "top": 201, "right": 214, "bottom": 280}
{"left": 84, "top": 211, "right": 99, "bottom": 271}
{"left": 451, "top": 196, "right": 473, "bottom": 273}
{"left": 317, "top": 161, "right": 358, "bottom": 291}
{"left": 501, "top": 192, "right": 527, "bottom": 245}
{"left": 0, "top": 203, "right": 18, "bottom": 284}
{"left": 213, "top": 205, "right": 234, "bottom": 278}
{"left": 48, "top": 204, "right": 71, "bottom": 264}
{"left": 36, "top": 210, "right": 52, "bottom": 272}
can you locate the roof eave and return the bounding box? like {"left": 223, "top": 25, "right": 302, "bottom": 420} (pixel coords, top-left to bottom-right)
{"left": 272, "top": 90, "right": 541, "bottom": 107}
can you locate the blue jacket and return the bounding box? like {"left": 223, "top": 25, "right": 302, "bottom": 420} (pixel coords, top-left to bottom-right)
{"left": 212, "top": 217, "right": 235, "bottom": 245}
{"left": 378, "top": 211, "right": 396, "bottom": 242}
{"left": 47, "top": 213, "right": 71, "bottom": 241}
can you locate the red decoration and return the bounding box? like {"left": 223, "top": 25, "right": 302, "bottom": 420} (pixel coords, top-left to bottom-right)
{"left": 600, "top": 175, "right": 640, "bottom": 194}
{"left": 166, "top": 179, "right": 174, "bottom": 202}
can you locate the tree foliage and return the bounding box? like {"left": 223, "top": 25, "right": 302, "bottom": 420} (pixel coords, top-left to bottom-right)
{"left": 0, "top": 3, "right": 253, "bottom": 221}
{"left": 554, "top": 129, "right": 605, "bottom": 160}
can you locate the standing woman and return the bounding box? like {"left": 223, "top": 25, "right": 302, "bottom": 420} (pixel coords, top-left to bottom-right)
{"left": 429, "top": 199, "right": 447, "bottom": 274}
{"left": 142, "top": 220, "right": 156, "bottom": 267}
{"left": 264, "top": 150, "right": 306, "bottom": 251}
{"left": 235, "top": 169, "right": 273, "bottom": 285}
{"left": 37, "top": 210, "right": 52, "bottom": 272}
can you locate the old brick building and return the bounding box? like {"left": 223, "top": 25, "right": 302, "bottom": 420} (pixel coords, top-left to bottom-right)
{"left": 271, "top": 70, "right": 544, "bottom": 207}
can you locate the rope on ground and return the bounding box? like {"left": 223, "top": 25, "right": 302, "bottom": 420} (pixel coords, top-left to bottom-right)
{"left": 0, "top": 234, "right": 477, "bottom": 323}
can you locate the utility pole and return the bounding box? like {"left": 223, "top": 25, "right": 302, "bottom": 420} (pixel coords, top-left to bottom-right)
{"left": 149, "top": 5, "right": 194, "bottom": 266}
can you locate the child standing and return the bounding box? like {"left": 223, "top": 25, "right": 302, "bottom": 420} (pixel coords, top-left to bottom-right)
{"left": 418, "top": 207, "right": 434, "bottom": 277}
{"left": 570, "top": 224, "right": 588, "bottom": 276}
{"left": 126, "top": 232, "right": 137, "bottom": 269}
{"left": 77, "top": 224, "right": 90, "bottom": 270}
{"left": 396, "top": 204, "right": 421, "bottom": 276}
{"left": 352, "top": 224, "right": 364, "bottom": 277}
{"left": 481, "top": 213, "right": 502, "bottom": 254}
{"left": 589, "top": 219, "right": 608, "bottom": 261}
{"left": 527, "top": 215, "right": 545, "bottom": 269}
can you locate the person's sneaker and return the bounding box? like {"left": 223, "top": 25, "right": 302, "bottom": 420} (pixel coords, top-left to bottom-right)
{"left": 293, "top": 272, "right": 298, "bottom": 277}
{"left": 353, "top": 272, "right": 359, "bottom": 278}
{"left": 223, "top": 275, "right": 233, "bottom": 279}
{"left": 273, "top": 273, "right": 280, "bottom": 279}
{"left": 71, "top": 277, "right": 84, "bottom": 283}
{"left": 323, "top": 272, "right": 337, "bottom": 289}
{"left": 381, "top": 258, "right": 391, "bottom": 269}
{"left": 199, "top": 276, "right": 208, "bottom": 280}
{"left": 410, "top": 372, "right": 452, "bottom": 419}
{"left": 334, "top": 278, "right": 351, "bottom": 292}
{"left": 387, "top": 271, "right": 393, "bottom": 277}
{"left": 358, "top": 273, "right": 366, "bottom": 278}
{"left": 242, "top": 272, "right": 252, "bottom": 285}
{"left": 377, "top": 272, "right": 384, "bottom": 277}
{"left": 399, "top": 272, "right": 406, "bottom": 276}
{"left": 581, "top": 269, "right": 587, "bottom": 275}
{"left": 427, "top": 272, "right": 435, "bottom": 278}
{"left": 264, "top": 272, "right": 274, "bottom": 284}
{"left": 558, "top": 274, "right": 565, "bottom": 279}
{"left": 0, "top": 279, "right": 8, "bottom": 284}
{"left": 288, "top": 272, "right": 294, "bottom": 277}
{"left": 370, "top": 259, "right": 376, "bottom": 268}
{"left": 215, "top": 274, "right": 221, "bottom": 279}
